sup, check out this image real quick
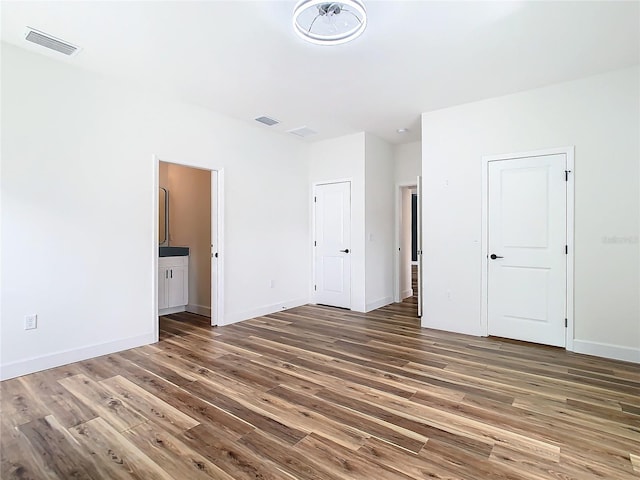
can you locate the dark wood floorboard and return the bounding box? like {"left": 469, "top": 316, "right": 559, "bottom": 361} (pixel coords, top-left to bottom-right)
{"left": 2, "top": 292, "right": 639, "bottom": 479}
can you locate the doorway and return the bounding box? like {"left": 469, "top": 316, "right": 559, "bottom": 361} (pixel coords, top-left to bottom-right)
{"left": 154, "top": 156, "right": 223, "bottom": 335}
{"left": 481, "top": 147, "right": 574, "bottom": 348}
{"left": 396, "top": 178, "right": 422, "bottom": 317}
{"left": 313, "top": 181, "right": 352, "bottom": 309}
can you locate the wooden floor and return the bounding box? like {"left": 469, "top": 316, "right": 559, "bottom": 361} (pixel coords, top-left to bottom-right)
{"left": 2, "top": 299, "right": 639, "bottom": 479}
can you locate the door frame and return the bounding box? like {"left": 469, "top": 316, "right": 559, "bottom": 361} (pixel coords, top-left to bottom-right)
{"left": 394, "top": 182, "right": 417, "bottom": 303}
{"left": 152, "top": 154, "right": 224, "bottom": 342}
{"left": 480, "top": 146, "right": 575, "bottom": 351}
{"left": 311, "top": 178, "right": 353, "bottom": 308}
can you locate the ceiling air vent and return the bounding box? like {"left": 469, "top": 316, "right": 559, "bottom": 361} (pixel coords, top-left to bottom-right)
{"left": 288, "top": 126, "right": 318, "bottom": 138}
{"left": 255, "top": 116, "right": 280, "bottom": 127}
{"left": 24, "top": 27, "right": 80, "bottom": 56}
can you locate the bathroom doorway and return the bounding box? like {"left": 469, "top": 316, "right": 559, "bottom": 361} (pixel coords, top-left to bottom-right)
{"left": 155, "top": 157, "right": 223, "bottom": 332}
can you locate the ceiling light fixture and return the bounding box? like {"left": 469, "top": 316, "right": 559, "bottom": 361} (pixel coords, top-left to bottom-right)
{"left": 293, "top": 0, "right": 367, "bottom": 46}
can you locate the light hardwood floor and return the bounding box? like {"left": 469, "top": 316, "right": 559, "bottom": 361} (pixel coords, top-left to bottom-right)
{"left": 1, "top": 298, "right": 639, "bottom": 479}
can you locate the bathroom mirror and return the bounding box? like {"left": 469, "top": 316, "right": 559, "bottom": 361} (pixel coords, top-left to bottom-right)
{"left": 159, "top": 187, "right": 168, "bottom": 245}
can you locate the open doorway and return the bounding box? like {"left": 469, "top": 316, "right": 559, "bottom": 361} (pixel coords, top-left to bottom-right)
{"left": 396, "top": 183, "right": 420, "bottom": 316}
{"left": 155, "top": 158, "right": 222, "bottom": 333}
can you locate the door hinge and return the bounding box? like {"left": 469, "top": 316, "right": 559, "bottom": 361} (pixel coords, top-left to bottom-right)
{"left": 565, "top": 318, "right": 568, "bottom": 328}
{"left": 565, "top": 245, "right": 568, "bottom": 254}
{"left": 314, "top": 285, "right": 317, "bottom": 291}
{"left": 314, "top": 240, "right": 317, "bottom": 247}
{"left": 314, "top": 196, "right": 317, "bottom": 203}
{"left": 565, "top": 170, "right": 571, "bottom": 181}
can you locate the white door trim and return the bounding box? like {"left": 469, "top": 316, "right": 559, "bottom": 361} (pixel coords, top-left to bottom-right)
{"left": 152, "top": 155, "right": 224, "bottom": 342}
{"left": 480, "top": 146, "right": 575, "bottom": 351}
{"left": 311, "top": 178, "right": 353, "bottom": 307}
{"left": 394, "top": 182, "right": 417, "bottom": 303}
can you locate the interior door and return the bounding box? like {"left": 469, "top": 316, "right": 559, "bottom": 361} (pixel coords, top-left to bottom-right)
{"left": 416, "top": 176, "right": 423, "bottom": 317}
{"left": 487, "top": 154, "right": 567, "bottom": 347}
{"left": 314, "top": 182, "right": 351, "bottom": 309}
{"left": 210, "top": 170, "right": 218, "bottom": 326}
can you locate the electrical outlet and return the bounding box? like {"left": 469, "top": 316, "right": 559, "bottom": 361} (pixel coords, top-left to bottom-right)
{"left": 25, "top": 314, "right": 38, "bottom": 330}
{"left": 269, "top": 280, "right": 275, "bottom": 289}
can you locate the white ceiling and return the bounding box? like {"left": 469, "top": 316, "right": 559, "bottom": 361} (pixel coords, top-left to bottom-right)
{"left": 2, "top": 1, "right": 639, "bottom": 144}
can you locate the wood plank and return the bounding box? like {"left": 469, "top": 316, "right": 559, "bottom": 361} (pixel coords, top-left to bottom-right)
{"left": 18, "top": 372, "right": 97, "bottom": 428}
{"left": 358, "top": 436, "right": 464, "bottom": 480}
{"left": 0, "top": 378, "right": 49, "bottom": 427}
{"left": 181, "top": 424, "right": 293, "bottom": 480}
{"left": 58, "top": 374, "right": 147, "bottom": 432}
{"left": 268, "top": 385, "right": 427, "bottom": 453}
{"left": 295, "top": 432, "right": 416, "bottom": 480}
{"left": 238, "top": 429, "right": 343, "bottom": 480}
{"left": 17, "top": 415, "right": 102, "bottom": 479}
{"left": 100, "top": 375, "right": 199, "bottom": 436}
{"left": 123, "top": 421, "right": 236, "bottom": 480}
{"left": 0, "top": 414, "right": 53, "bottom": 480}
{"left": 69, "top": 417, "right": 173, "bottom": 480}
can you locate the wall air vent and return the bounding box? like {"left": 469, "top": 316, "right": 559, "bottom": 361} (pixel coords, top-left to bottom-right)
{"left": 255, "top": 116, "right": 280, "bottom": 126}
{"left": 24, "top": 27, "right": 80, "bottom": 56}
{"left": 287, "top": 126, "right": 318, "bottom": 138}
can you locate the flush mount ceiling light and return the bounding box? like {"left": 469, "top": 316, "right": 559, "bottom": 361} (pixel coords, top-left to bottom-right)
{"left": 293, "top": 0, "right": 367, "bottom": 46}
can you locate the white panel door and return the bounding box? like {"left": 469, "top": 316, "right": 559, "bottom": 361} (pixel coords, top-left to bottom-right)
{"left": 314, "top": 182, "right": 351, "bottom": 309}
{"left": 488, "top": 154, "right": 567, "bottom": 347}
{"left": 416, "top": 176, "right": 423, "bottom": 318}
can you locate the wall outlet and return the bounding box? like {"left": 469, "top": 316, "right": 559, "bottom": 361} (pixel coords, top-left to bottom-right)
{"left": 446, "top": 290, "right": 452, "bottom": 300}
{"left": 269, "top": 279, "right": 275, "bottom": 289}
{"left": 25, "top": 314, "right": 38, "bottom": 330}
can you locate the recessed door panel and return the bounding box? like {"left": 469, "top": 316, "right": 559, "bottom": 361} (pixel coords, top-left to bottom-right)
{"left": 488, "top": 154, "right": 566, "bottom": 347}
{"left": 314, "top": 182, "right": 351, "bottom": 309}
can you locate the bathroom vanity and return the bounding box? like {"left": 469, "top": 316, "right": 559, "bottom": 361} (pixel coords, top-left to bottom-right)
{"left": 159, "top": 247, "right": 189, "bottom": 315}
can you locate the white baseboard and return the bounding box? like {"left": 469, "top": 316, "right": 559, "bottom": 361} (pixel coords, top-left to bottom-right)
{"left": 401, "top": 289, "right": 413, "bottom": 300}
{"left": 220, "top": 297, "right": 308, "bottom": 326}
{"left": 572, "top": 340, "right": 640, "bottom": 364}
{"left": 187, "top": 304, "right": 211, "bottom": 317}
{"left": 365, "top": 296, "right": 393, "bottom": 312}
{"left": 0, "top": 333, "right": 155, "bottom": 381}
{"left": 158, "top": 305, "right": 186, "bottom": 316}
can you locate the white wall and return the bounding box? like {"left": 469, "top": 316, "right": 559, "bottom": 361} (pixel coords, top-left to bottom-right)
{"left": 309, "top": 133, "right": 366, "bottom": 312}
{"left": 161, "top": 162, "right": 211, "bottom": 316}
{"left": 364, "top": 134, "right": 395, "bottom": 311}
{"left": 1, "top": 43, "right": 310, "bottom": 379}
{"left": 421, "top": 66, "right": 640, "bottom": 363}
{"left": 394, "top": 141, "right": 422, "bottom": 185}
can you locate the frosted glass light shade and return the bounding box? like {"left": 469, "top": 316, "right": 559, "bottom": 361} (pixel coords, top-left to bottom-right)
{"left": 293, "top": 0, "right": 367, "bottom": 45}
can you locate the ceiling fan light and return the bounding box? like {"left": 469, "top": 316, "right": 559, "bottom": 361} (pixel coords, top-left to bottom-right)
{"left": 293, "top": 0, "right": 367, "bottom": 46}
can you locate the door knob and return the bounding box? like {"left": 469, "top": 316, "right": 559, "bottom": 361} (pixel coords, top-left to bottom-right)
{"left": 490, "top": 254, "right": 504, "bottom": 259}
{"left": 340, "top": 249, "right": 350, "bottom": 253}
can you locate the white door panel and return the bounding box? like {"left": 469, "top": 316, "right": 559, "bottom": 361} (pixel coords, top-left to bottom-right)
{"left": 488, "top": 154, "right": 566, "bottom": 347}
{"left": 417, "top": 176, "right": 423, "bottom": 318}
{"left": 315, "top": 182, "right": 351, "bottom": 309}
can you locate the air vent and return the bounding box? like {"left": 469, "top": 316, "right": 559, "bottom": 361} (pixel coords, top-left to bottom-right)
{"left": 24, "top": 27, "right": 80, "bottom": 56}
{"left": 288, "top": 126, "right": 318, "bottom": 138}
{"left": 255, "top": 116, "right": 280, "bottom": 127}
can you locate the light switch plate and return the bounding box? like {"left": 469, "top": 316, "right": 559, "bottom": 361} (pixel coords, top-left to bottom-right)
{"left": 25, "top": 314, "right": 37, "bottom": 330}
